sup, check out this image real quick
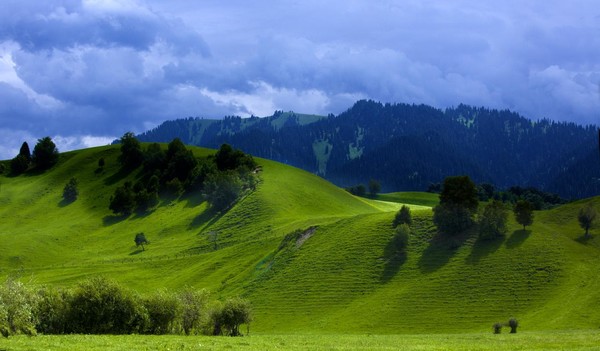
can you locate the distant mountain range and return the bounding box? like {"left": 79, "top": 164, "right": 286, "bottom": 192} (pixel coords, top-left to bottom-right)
{"left": 137, "top": 100, "right": 600, "bottom": 199}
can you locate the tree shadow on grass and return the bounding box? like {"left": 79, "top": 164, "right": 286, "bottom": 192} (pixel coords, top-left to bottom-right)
{"left": 129, "top": 249, "right": 144, "bottom": 256}
{"left": 380, "top": 249, "right": 407, "bottom": 283}
{"left": 575, "top": 234, "right": 593, "bottom": 245}
{"left": 102, "top": 214, "right": 129, "bottom": 226}
{"left": 189, "top": 207, "right": 223, "bottom": 230}
{"left": 466, "top": 235, "right": 505, "bottom": 264}
{"left": 103, "top": 167, "right": 132, "bottom": 186}
{"left": 418, "top": 231, "right": 470, "bottom": 273}
{"left": 505, "top": 229, "right": 531, "bottom": 249}
{"left": 58, "top": 198, "right": 74, "bottom": 208}
{"left": 182, "top": 191, "right": 205, "bottom": 208}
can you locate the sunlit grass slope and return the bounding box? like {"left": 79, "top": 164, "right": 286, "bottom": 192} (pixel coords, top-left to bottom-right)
{"left": 1, "top": 145, "right": 599, "bottom": 334}
{"left": 0, "top": 145, "right": 384, "bottom": 290}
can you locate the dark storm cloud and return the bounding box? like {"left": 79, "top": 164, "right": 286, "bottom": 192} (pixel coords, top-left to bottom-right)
{"left": 0, "top": 0, "right": 598, "bottom": 159}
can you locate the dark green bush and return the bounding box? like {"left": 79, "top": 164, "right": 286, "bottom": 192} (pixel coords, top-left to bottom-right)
{"left": 143, "top": 289, "right": 182, "bottom": 334}
{"left": 508, "top": 318, "right": 518, "bottom": 333}
{"left": 67, "top": 276, "right": 145, "bottom": 334}
{"left": 35, "top": 286, "right": 71, "bottom": 334}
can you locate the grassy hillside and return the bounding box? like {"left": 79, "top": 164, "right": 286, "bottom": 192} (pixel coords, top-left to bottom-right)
{"left": 1, "top": 145, "right": 599, "bottom": 334}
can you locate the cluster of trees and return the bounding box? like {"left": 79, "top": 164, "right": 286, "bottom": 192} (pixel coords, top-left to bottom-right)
{"left": 109, "top": 133, "right": 258, "bottom": 215}
{"left": 431, "top": 176, "right": 523, "bottom": 239}
{"left": 391, "top": 205, "right": 412, "bottom": 252}
{"left": 433, "top": 175, "right": 597, "bottom": 240}
{"left": 0, "top": 277, "right": 252, "bottom": 337}
{"left": 9, "top": 138, "right": 59, "bottom": 175}
{"left": 345, "top": 179, "right": 381, "bottom": 197}
{"left": 493, "top": 318, "right": 519, "bottom": 334}
{"left": 428, "top": 182, "right": 567, "bottom": 210}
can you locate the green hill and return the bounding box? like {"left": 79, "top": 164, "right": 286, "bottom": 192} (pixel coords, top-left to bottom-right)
{"left": 1, "top": 145, "right": 599, "bottom": 334}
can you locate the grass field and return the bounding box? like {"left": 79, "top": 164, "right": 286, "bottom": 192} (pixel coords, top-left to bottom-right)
{"left": 1, "top": 331, "right": 600, "bottom": 350}
{"left": 1, "top": 144, "right": 600, "bottom": 335}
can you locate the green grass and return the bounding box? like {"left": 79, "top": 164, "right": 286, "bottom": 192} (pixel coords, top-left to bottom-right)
{"left": 375, "top": 192, "right": 440, "bottom": 207}
{"left": 2, "top": 331, "right": 600, "bottom": 350}
{"left": 1, "top": 145, "right": 600, "bottom": 335}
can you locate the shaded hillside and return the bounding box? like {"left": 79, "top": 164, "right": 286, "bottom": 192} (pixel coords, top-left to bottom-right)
{"left": 138, "top": 100, "right": 599, "bottom": 198}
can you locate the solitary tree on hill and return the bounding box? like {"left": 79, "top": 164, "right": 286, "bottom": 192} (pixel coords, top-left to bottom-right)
{"left": 62, "top": 177, "right": 79, "bottom": 202}
{"left": 393, "top": 205, "right": 412, "bottom": 227}
{"left": 134, "top": 233, "right": 149, "bottom": 251}
{"left": 513, "top": 200, "right": 534, "bottom": 230}
{"left": 578, "top": 204, "right": 597, "bottom": 238}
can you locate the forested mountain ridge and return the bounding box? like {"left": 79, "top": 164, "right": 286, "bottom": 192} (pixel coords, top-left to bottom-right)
{"left": 137, "top": 100, "right": 600, "bottom": 199}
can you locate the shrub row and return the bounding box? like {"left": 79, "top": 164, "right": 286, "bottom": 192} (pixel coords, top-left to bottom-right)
{"left": 0, "top": 277, "right": 252, "bottom": 337}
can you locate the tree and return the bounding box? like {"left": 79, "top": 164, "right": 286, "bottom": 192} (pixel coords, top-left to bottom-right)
{"left": 513, "top": 200, "right": 534, "bottom": 230}
{"left": 68, "top": 277, "right": 144, "bottom": 334}
{"left": 109, "top": 182, "right": 136, "bottom": 215}
{"left": 204, "top": 173, "right": 242, "bottom": 211}
{"left": 578, "top": 204, "right": 597, "bottom": 238}
{"left": 433, "top": 175, "right": 479, "bottom": 235}
{"left": 98, "top": 158, "right": 105, "bottom": 168}
{"left": 164, "top": 138, "right": 197, "bottom": 183}
{"left": 32, "top": 137, "right": 59, "bottom": 170}
{"left": 178, "top": 288, "right": 210, "bottom": 335}
{"left": 118, "top": 132, "right": 144, "bottom": 169}
{"left": 346, "top": 184, "right": 366, "bottom": 197}
{"left": 508, "top": 318, "right": 518, "bottom": 333}
{"left": 143, "top": 143, "right": 166, "bottom": 174}
{"left": 439, "top": 175, "right": 479, "bottom": 212}
{"left": 10, "top": 154, "right": 29, "bottom": 175}
{"left": 134, "top": 233, "right": 149, "bottom": 251}
{"left": 62, "top": 177, "right": 79, "bottom": 202}
{"left": 393, "top": 205, "right": 412, "bottom": 227}
{"left": 210, "top": 297, "right": 252, "bottom": 336}
{"left": 478, "top": 200, "right": 508, "bottom": 240}
{"left": 19, "top": 142, "right": 31, "bottom": 161}
{"left": 392, "top": 224, "right": 410, "bottom": 251}
{"left": 214, "top": 144, "right": 256, "bottom": 172}
{"left": 368, "top": 179, "right": 381, "bottom": 197}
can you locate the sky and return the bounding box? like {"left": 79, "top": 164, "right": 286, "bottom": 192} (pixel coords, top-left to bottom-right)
{"left": 1, "top": 0, "right": 599, "bottom": 160}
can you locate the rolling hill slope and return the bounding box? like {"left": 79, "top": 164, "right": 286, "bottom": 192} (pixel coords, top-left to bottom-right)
{"left": 1, "top": 145, "right": 599, "bottom": 333}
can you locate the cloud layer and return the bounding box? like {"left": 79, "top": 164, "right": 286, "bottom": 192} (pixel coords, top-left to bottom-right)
{"left": 0, "top": 0, "right": 598, "bottom": 159}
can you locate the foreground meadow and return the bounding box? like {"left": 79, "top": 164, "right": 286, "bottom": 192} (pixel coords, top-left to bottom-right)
{"left": 1, "top": 331, "right": 600, "bottom": 351}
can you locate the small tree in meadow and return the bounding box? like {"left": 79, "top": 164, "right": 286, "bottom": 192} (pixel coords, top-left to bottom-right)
{"left": 508, "top": 318, "right": 518, "bottom": 333}
{"left": 393, "top": 205, "right": 412, "bottom": 227}
{"left": 393, "top": 224, "right": 410, "bottom": 251}
{"left": 210, "top": 297, "right": 252, "bottom": 336}
{"left": 578, "top": 204, "right": 597, "bottom": 238}
{"left": 62, "top": 177, "right": 79, "bottom": 202}
{"left": 513, "top": 200, "right": 534, "bottom": 230}
{"left": 134, "top": 233, "right": 149, "bottom": 251}
{"left": 479, "top": 200, "right": 508, "bottom": 240}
